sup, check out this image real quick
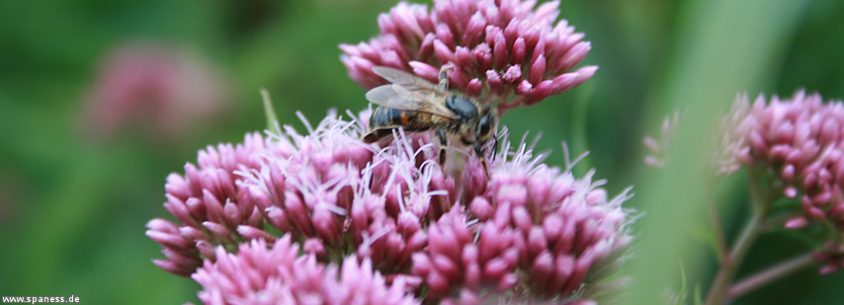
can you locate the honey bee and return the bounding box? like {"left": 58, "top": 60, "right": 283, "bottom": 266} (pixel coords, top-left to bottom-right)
{"left": 362, "top": 66, "right": 498, "bottom": 168}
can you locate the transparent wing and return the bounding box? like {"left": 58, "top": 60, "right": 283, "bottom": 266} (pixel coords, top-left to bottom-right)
{"left": 372, "top": 66, "right": 439, "bottom": 91}
{"left": 365, "top": 85, "right": 457, "bottom": 119}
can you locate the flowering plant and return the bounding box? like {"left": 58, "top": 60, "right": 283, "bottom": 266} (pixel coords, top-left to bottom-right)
{"left": 147, "top": 2, "right": 635, "bottom": 303}
{"left": 143, "top": 1, "right": 844, "bottom": 305}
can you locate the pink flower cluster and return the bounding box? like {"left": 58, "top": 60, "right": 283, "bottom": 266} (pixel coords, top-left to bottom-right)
{"left": 191, "top": 236, "right": 418, "bottom": 305}
{"left": 415, "top": 151, "right": 631, "bottom": 303}
{"left": 148, "top": 112, "right": 632, "bottom": 304}
{"left": 83, "top": 42, "right": 227, "bottom": 139}
{"left": 721, "top": 91, "right": 844, "bottom": 274}
{"left": 146, "top": 133, "right": 282, "bottom": 276}
{"left": 721, "top": 91, "right": 844, "bottom": 229}
{"left": 340, "top": 0, "right": 597, "bottom": 112}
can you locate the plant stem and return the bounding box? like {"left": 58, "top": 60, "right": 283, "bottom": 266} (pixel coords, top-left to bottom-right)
{"left": 260, "top": 89, "right": 281, "bottom": 134}
{"left": 726, "top": 252, "right": 815, "bottom": 301}
{"left": 708, "top": 198, "right": 729, "bottom": 263}
{"left": 703, "top": 212, "right": 764, "bottom": 305}
{"left": 704, "top": 169, "right": 771, "bottom": 305}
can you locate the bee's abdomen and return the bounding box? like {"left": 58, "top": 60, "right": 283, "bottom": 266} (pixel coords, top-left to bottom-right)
{"left": 369, "top": 107, "right": 433, "bottom": 131}
{"left": 368, "top": 107, "right": 394, "bottom": 129}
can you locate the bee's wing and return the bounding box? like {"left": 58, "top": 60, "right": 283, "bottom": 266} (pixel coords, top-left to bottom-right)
{"left": 368, "top": 66, "right": 456, "bottom": 119}
{"left": 365, "top": 85, "right": 457, "bottom": 119}
{"left": 372, "top": 66, "right": 438, "bottom": 90}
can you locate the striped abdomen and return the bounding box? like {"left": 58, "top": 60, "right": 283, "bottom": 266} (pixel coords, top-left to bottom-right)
{"left": 363, "top": 107, "right": 446, "bottom": 143}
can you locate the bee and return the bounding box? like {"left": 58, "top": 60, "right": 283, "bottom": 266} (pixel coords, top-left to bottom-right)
{"left": 362, "top": 65, "right": 498, "bottom": 169}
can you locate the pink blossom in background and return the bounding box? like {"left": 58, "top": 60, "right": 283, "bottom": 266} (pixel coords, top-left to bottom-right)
{"left": 812, "top": 242, "right": 844, "bottom": 275}
{"left": 643, "top": 112, "right": 680, "bottom": 168}
{"left": 148, "top": 111, "right": 634, "bottom": 303}
{"left": 340, "top": 0, "right": 597, "bottom": 112}
{"left": 83, "top": 42, "right": 227, "bottom": 139}
{"left": 721, "top": 91, "right": 844, "bottom": 273}
{"left": 722, "top": 91, "right": 844, "bottom": 228}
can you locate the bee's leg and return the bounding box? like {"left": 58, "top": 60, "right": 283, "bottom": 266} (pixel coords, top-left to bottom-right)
{"left": 492, "top": 134, "right": 500, "bottom": 160}
{"left": 362, "top": 128, "right": 392, "bottom": 143}
{"left": 438, "top": 65, "right": 453, "bottom": 91}
{"left": 475, "top": 142, "right": 490, "bottom": 177}
{"left": 437, "top": 128, "right": 448, "bottom": 166}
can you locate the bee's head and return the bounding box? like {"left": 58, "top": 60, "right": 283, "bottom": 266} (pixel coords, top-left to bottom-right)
{"left": 446, "top": 95, "right": 478, "bottom": 120}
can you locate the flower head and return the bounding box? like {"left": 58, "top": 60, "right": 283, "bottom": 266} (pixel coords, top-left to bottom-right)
{"left": 149, "top": 110, "right": 633, "bottom": 303}
{"left": 146, "top": 133, "right": 282, "bottom": 276}
{"left": 721, "top": 91, "right": 844, "bottom": 273}
{"left": 83, "top": 42, "right": 227, "bottom": 139}
{"left": 340, "top": 0, "right": 596, "bottom": 112}
{"left": 722, "top": 91, "right": 844, "bottom": 229}
{"left": 148, "top": 111, "right": 445, "bottom": 276}
{"left": 414, "top": 142, "right": 632, "bottom": 303}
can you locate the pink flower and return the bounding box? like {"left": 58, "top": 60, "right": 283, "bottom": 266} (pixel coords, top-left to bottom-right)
{"left": 239, "top": 112, "right": 450, "bottom": 273}
{"left": 340, "top": 0, "right": 596, "bottom": 112}
{"left": 719, "top": 91, "right": 844, "bottom": 275}
{"left": 414, "top": 141, "right": 632, "bottom": 303}
{"left": 149, "top": 111, "right": 633, "bottom": 303}
{"left": 192, "top": 235, "right": 419, "bottom": 305}
{"left": 148, "top": 112, "right": 439, "bottom": 276}
{"left": 146, "top": 133, "right": 284, "bottom": 276}
{"left": 83, "top": 42, "right": 227, "bottom": 140}
{"left": 721, "top": 91, "right": 844, "bottom": 230}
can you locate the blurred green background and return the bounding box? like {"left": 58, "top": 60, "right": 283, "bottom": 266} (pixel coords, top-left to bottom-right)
{"left": 1, "top": 0, "right": 843, "bottom": 304}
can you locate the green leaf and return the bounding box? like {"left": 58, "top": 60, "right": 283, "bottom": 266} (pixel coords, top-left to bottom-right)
{"left": 261, "top": 88, "right": 282, "bottom": 134}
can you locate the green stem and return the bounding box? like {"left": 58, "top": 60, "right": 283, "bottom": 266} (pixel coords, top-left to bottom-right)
{"left": 726, "top": 252, "right": 815, "bottom": 301}
{"left": 704, "top": 169, "right": 772, "bottom": 305}
{"left": 708, "top": 199, "right": 729, "bottom": 263}
{"left": 704, "top": 212, "right": 763, "bottom": 305}
{"left": 260, "top": 89, "right": 281, "bottom": 134}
